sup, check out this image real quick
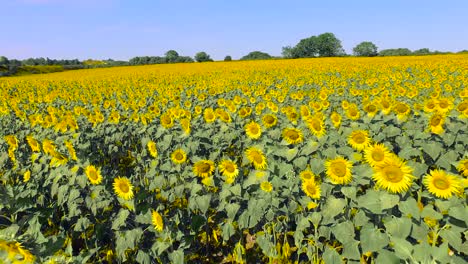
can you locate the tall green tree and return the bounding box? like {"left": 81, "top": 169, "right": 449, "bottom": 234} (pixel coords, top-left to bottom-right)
{"left": 353, "top": 41, "right": 378, "bottom": 57}
{"left": 165, "top": 50, "right": 179, "bottom": 63}
{"left": 224, "top": 55, "right": 232, "bottom": 61}
{"left": 194, "top": 52, "right": 213, "bottom": 62}
{"left": 0, "top": 56, "right": 9, "bottom": 66}
{"left": 315, "top": 32, "right": 345, "bottom": 57}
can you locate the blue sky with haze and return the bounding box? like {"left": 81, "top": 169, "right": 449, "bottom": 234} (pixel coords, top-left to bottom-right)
{"left": 1, "top": 0, "right": 467, "bottom": 60}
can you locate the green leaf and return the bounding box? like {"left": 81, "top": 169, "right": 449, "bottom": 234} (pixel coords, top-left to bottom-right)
{"left": 342, "top": 240, "right": 360, "bottom": 260}
{"left": 380, "top": 192, "right": 399, "bottom": 210}
{"left": 225, "top": 203, "right": 240, "bottom": 220}
{"left": 375, "top": 249, "right": 400, "bottom": 264}
{"left": 221, "top": 221, "right": 235, "bottom": 241}
{"left": 309, "top": 212, "right": 322, "bottom": 227}
{"left": 293, "top": 156, "right": 308, "bottom": 170}
{"left": 341, "top": 186, "right": 356, "bottom": 199}
{"left": 112, "top": 209, "right": 129, "bottom": 230}
{"left": 391, "top": 237, "right": 413, "bottom": 260}
{"left": 384, "top": 125, "right": 401, "bottom": 137}
{"left": 195, "top": 194, "right": 211, "bottom": 214}
{"left": 357, "top": 190, "right": 381, "bottom": 214}
{"left": 384, "top": 217, "right": 412, "bottom": 239}
{"left": 448, "top": 206, "right": 468, "bottom": 225}
{"left": 332, "top": 221, "right": 355, "bottom": 244}
{"left": 322, "top": 197, "right": 346, "bottom": 219}
{"left": 398, "top": 197, "right": 420, "bottom": 219}
{"left": 168, "top": 249, "right": 184, "bottom": 264}
{"left": 439, "top": 229, "right": 463, "bottom": 252}
{"left": 412, "top": 243, "right": 432, "bottom": 264}
{"left": 421, "top": 142, "right": 442, "bottom": 160}
{"left": 421, "top": 205, "right": 443, "bottom": 220}
{"left": 256, "top": 233, "right": 277, "bottom": 258}
{"left": 136, "top": 250, "right": 151, "bottom": 264}
{"left": 322, "top": 247, "right": 342, "bottom": 264}
{"left": 300, "top": 140, "right": 319, "bottom": 156}
{"left": 360, "top": 226, "right": 389, "bottom": 253}
{"left": 437, "top": 150, "right": 459, "bottom": 170}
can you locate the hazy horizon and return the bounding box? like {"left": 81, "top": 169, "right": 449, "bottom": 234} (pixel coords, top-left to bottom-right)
{"left": 1, "top": 0, "right": 467, "bottom": 61}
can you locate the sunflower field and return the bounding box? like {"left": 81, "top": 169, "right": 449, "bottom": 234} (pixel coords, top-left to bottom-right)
{"left": 0, "top": 55, "right": 467, "bottom": 263}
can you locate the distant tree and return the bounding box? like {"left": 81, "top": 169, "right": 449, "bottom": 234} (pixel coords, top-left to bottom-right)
{"left": 195, "top": 52, "right": 213, "bottom": 62}
{"left": 224, "top": 55, "right": 232, "bottom": 61}
{"left": 240, "top": 51, "right": 272, "bottom": 60}
{"left": 413, "top": 48, "right": 431, "bottom": 55}
{"left": 281, "top": 46, "right": 295, "bottom": 58}
{"left": 176, "top": 56, "right": 194, "bottom": 63}
{"left": 165, "top": 50, "right": 179, "bottom": 63}
{"left": 379, "top": 48, "right": 412, "bottom": 56}
{"left": 0, "top": 56, "right": 9, "bottom": 66}
{"left": 353, "top": 41, "right": 378, "bottom": 57}
{"left": 290, "top": 36, "right": 319, "bottom": 58}
{"left": 315, "top": 32, "right": 345, "bottom": 57}
{"left": 458, "top": 50, "right": 468, "bottom": 54}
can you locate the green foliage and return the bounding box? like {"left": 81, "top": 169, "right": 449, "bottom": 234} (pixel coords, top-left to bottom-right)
{"left": 379, "top": 48, "right": 412, "bottom": 56}
{"left": 224, "top": 55, "right": 232, "bottom": 61}
{"left": 353, "top": 41, "right": 378, "bottom": 57}
{"left": 240, "top": 51, "right": 272, "bottom": 60}
{"left": 283, "top": 32, "right": 345, "bottom": 58}
{"left": 195, "top": 51, "right": 213, "bottom": 62}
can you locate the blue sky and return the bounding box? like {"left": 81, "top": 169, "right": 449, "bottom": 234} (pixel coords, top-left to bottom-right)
{"left": 1, "top": 0, "right": 467, "bottom": 60}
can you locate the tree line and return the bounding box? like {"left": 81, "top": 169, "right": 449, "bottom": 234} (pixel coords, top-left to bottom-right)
{"left": 1, "top": 32, "right": 467, "bottom": 76}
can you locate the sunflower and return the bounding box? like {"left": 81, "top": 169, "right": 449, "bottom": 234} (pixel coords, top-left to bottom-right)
{"left": 282, "top": 127, "right": 303, "bottom": 144}
{"left": 300, "top": 169, "right": 315, "bottom": 181}
{"left": 305, "top": 116, "right": 325, "bottom": 138}
{"left": 23, "top": 170, "right": 31, "bottom": 183}
{"left": 302, "top": 180, "right": 321, "bottom": 199}
{"left": 346, "top": 106, "right": 360, "bottom": 120}
{"left": 363, "top": 103, "right": 378, "bottom": 117}
{"left": 113, "top": 177, "right": 134, "bottom": 200}
{"left": 26, "top": 135, "right": 41, "bottom": 152}
{"left": 436, "top": 98, "right": 453, "bottom": 114}
{"left": 262, "top": 114, "right": 278, "bottom": 128}
{"left": 147, "top": 141, "right": 158, "bottom": 158}
{"left": 372, "top": 157, "right": 414, "bottom": 193}
{"left": 238, "top": 107, "right": 252, "bottom": 118}
{"left": 364, "top": 143, "right": 392, "bottom": 167}
{"left": 286, "top": 111, "right": 300, "bottom": 124}
{"left": 65, "top": 140, "right": 78, "bottom": 161}
{"left": 218, "top": 110, "right": 232, "bottom": 123}
{"left": 456, "top": 100, "right": 468, "bottom": 114}
{"left": 160, "top": 113, "right": 174, "bottom": 129}
{"left": 423, "top": 99, "right": 437, "bottom": 113}
{"left": 218, "top": 160, "right": 239, "bottom": 179}
{"left": 152, "top": 210, "right": 164, "bottom": 232}
{"left": 380, "top": 98, "right": 392, "bottom": 115}
{"left": 428, "top": 112, "right": 445, "bottom": 135}
{"left": 0, "top": 240, "right": 36, "bottom": 264}
{"left": 260, "top": 181, "right": 273, "bottom": 192}
{"left": 330, "top": 112, "right": 342, "bottom": 128}
{"left": 193, "top": 160, "right": 215, "bottom": 178}
{"left": 4, "top": 135, "right": 18, "bottom": 150}
{"left": 245, "top": 121, "right": 262, "bottom": 139}
{"left": 457, "top": 159, "right": 468, "bottom": 177}
{"left": 245, "top": 147, "right": 267, "bottom": 170}
{"left": 348, "top": 130, "right": 371, "bottom": 151}
{"left": 180, "top": 118, "right": 191, "bottom": 134}
{"left": 171, "top": 149, "right": 187, "bottom": 164}
{"left": 325, "top": 157, "right": 353, "bottom": 185}
{"left": 393, "top": 102, "right": 411, "bottom": 120}
{"left": 42, "top": 139, "right": 57, "bottom": 156}
{"left": 85, "top": 165, "right": 102, "bottom": 185}
{"left": 423, "top": 170, "right": 461, "bottom": 199}
{"left": 204, "top": 108, "right": 216, "bottom": 123}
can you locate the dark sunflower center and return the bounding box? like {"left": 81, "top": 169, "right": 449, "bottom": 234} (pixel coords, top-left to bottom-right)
{"left": 431, "top": 116, "right": 442, "bottom": 126}
{"left": 225, "top": 163, "right": 235, "bottom": 173}
{"left": 433, "top": 178, "right": 449, "bottom": 190}
{"left": 286, "top": 130, "right": 299, "bottom": 140}
{"left": 383, "top": 166, "right": 404, "bottom": 183}
{"left": 306, "top": 184, "right": 316, "bottom": 195}
{"left": 89, "top": 171, "right": 98, "bottom": 180}
{"left": 198, "top": 163, "right": 211, "bottom": 173}
{"left": 119, "top": 182, "right": 130, "bottom": 193}
{"left": 353, "top": 134, "right": 366, "bottom": 144}
{"left": 332, "top": 162, "right": 346, "bottom": 177}
{"left": 371, "top": 150, "right": 385, "bottom": 161}
{"left": 175, "top": 152, "right": 184, "bottom": 160}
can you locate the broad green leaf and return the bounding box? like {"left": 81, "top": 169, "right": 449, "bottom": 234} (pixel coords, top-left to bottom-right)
{"left": 439, "top": 229, "right": 463, "bottom": 252}
{"left": 136, "top": 250, "right": 151, "bottom": 264}
{"left": 360, "top": 226, "right": 389, "bottom": 253}
{"left": 375, "top": 249, "right": 400, "bottom": 264}
{"left": 225, "top": 203, "right": 240, "bottom": 220}
{"left": 391, "top": 237, "right": 413, "bottom": 260}
{"left": 398, "top": 197, "right": 420, "bottom": 219}
{"left": 448, "top": 206, "right": 468, "bottom": 225}
{"left": 322, "top": 247, "right": 342, "bottom": 264}
{"left": 112, "top": 209, "right": 129, "bottom": 230}
{"left": 221, "top": 221, "right": 235, "bottom": 241}
{"left": 332, "top": 221, "right": 355, "bottom": 244}
{"left": 384, "top": 217, "right": 412, "bottom": 239}
{"left": 168, "top": 249, "right": 184, "bottom": 264}
{"left": 322, "top": 197, "right": 346, "bottom": 219}
{"left": 421, "top": 142, "right": 442, "bottom": 161}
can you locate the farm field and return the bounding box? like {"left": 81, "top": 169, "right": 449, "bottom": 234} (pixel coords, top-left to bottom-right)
{"left": 1, "top": 55, "right": 468, "bottom": 263}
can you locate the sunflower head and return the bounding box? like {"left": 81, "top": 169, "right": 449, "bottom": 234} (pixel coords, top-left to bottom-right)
{"left": 147, "top": 141, "right": 158, "bottom": 158}
{"left": 204, "top": 108, "right": 216, "bottom": 123}
{"left": 330, "top": 112, "right": 342, "bottom": 128}
{"left": 262, "top": 114, "right": 278, "bottom": 128}
{"left": 364, "top": 143, "right": 392, "bottom": 167}
{"left": 457, "top": 159, "right": 468, "bottom": 177}
{"left": 282, "top": 127, "right": 303, "bottom": 144}
{"left": 245, "top": 147, "right": 267, "bottom": 170}
{"left": 160, "top": 113, "right": 174, "bottom": 129}
{"left": 429, "top": 113, "right": 445, "bottom": 134}
{"left": 26, "top": 135, "right": 41, "bottom": 152}
{"left": 305, "top": 116, "right": 325, "bottom": 138}
{"left": 245, "top": 121, "right": 262, "bottom": 139}
{"left": 152, "top": 210, "right": 164, "bottom": 232}
{"left": 260, "top": 181, "right": 273, "bottom": 192}
{"left": 193, "top": 160, "right": 215, "bottom": 178}
{"left": 300, "top": 170, "right": 315, "bottom": 181}
{"left": 302, "top": 180, "right": 321, "bottom": 199}
{"left": 372, "top": 157, "right": 414, "bottom": 193}
{"left": 325, "top": 157, "right": 353, "bottom": 185}
{"left": 113, "top": 177, "right": 134, "bottom": 200}
{"left": 171, "top": 149, "right": 187, "bottom": 164}
{"left": 423, "top": 169, "right": 461, "bottom": 199}
{"left": 219, "top": 160, "right": 239, "bottom": 179}
{"left": 85, "top": 165, "right": 102, "bottom": 185}
{"left": 348, "top": 130, "right": 371, "bottom": 151}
